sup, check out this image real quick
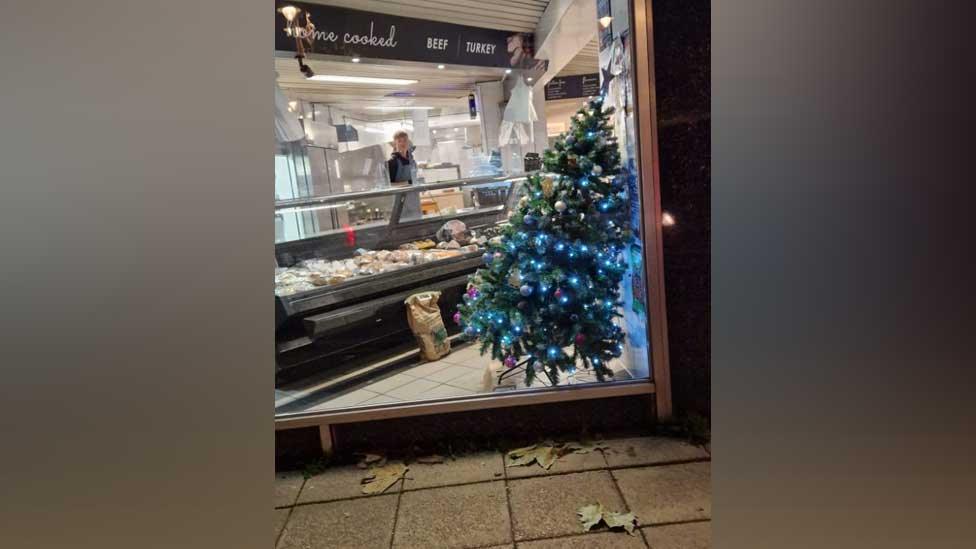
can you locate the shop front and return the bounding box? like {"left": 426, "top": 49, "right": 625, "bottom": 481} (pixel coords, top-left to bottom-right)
{"left": 273, "top": 0, "right": 670, "bottom": 454}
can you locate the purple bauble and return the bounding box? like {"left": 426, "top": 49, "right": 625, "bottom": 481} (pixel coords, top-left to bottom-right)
{"left": 467, "top": 287, "right": 480, "bottom": 299}
{"left": 452, "top": 311, "right": 462, "bottom": 325}
{"left": 504, "top": 355, "right": 517, "bottom": 368}
{"left": 464, "top": 326, "right": 476, "bottom": 337}
{"left": 519, "top": 284, "right": 533, "bottom": 296}
{"left": 517, "top": 300, "right": 528, "bottom": 310}
{"left": 482, "top": 252, "right": 493, "bottom": 265}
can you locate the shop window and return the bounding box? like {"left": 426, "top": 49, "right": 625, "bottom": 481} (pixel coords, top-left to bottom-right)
{"left": 274, "top": 0, "right": 656, "bottom": 419}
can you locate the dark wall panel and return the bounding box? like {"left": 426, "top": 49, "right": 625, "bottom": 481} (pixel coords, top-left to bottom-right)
{"left": 652, "top": 0, "right": 711, "bottom": 418}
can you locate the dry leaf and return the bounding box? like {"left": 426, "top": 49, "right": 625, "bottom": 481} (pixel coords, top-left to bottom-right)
{"left": 564, "top": 441, "right": 611, "bottom": 455}
{"left": 603, "top": 511, "right": 638, "bottom": 535}
{"left": 361, "top": 453, "right": 383, "bottom": 464}
{"left": 507, "top": 444, "right": 558, "bottom": 470}
{"left": 578, "top": 503, "right": 605, "bottom": 531}
{"left": 361, "top": 463, "right": 408, "bottom": 495}
{"left": 416, "top": 455, "right": 444, "bottom": 464}
{"left": 577, "top": 503, "right": 639, "bottom": 536}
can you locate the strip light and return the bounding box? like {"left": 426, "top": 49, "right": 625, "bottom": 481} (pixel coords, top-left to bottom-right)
{"left": 306, "top": 75, "right": 418, "bottom": 85}
{"left": 366, "top": 106, "right": 435, "bottom": 111}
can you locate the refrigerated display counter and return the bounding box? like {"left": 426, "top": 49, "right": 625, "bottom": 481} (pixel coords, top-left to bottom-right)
{"left": 274, "top": 174, "right": 526, "bottom": 381}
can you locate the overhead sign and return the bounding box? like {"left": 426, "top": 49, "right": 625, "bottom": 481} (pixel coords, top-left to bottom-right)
{"left": 275, "top": 1, "right": 547, "bottom": 71}
{"left": 544, "top": 73, "right": 601, "bottom": 101}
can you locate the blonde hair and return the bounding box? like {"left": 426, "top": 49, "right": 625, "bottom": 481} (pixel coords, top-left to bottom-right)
{"left": 393, "top": 130, "right": 409, "bottom": 141}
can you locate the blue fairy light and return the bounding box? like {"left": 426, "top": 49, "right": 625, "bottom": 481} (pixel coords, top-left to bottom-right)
{"left": 559, "top": 296, "right": 569, "bottom": 304}
{"left": 580, "top": 245, "right": 589, "bottom": 253}
{"left": 599, "top": 200, "right": 610, "bottom": 211}
{"left": 547, "top": 346, "right": 560, "bottom": 358}
{"left": 501, "top": 335, "right": 513, "bottom": 345}
{"left": 513, "top": 325, "right": 522, "bottom": 333}
{"left": 569, "top": 276, "right": 580, "bottom": 285}
{"left": 555, "top": 242, "right": 566, "bottom": 252}
{"left": 592, "top": 357, "right": 601, "bottom": 366}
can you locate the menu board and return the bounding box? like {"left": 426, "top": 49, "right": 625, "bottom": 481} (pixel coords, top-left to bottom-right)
{"left": 544, "top": 73, "right": 601, "bottom": 101}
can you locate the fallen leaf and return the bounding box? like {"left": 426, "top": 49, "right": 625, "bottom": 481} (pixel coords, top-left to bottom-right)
{"left": 577, "top": 503, "right": 639, "bottom": 535}
{"left": 361, "top": 453, "right": 383, "bottom": 464}
{"left": 507, "top": 444, "right": 558, "bottom": 469}
{"left": 416, "top": 455, "right": 444, "bottom": 464}
{"left": 361, "top": 463, "right": 408, "bottom": 495}
{"left": 603, "top": 511, "right": 638, "bottom": 535}
{"left": 578, "top": 503, "right": 605, "bottom": 531}
{"left": 564, "top": 441, "right": 611, "bottom": 455}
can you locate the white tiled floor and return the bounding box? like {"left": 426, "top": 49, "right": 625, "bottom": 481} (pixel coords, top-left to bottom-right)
{"left": 294, "top": 341, "right": 640, "bottom": 412}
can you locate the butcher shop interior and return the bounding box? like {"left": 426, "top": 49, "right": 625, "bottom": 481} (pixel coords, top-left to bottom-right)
{"left": 274, "top": 0, "right": 656, "bottom": 419}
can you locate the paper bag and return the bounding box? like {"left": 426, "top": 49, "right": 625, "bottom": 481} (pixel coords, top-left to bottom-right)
{"left": 404, "top": 291, "right": 451, "bottom": 361}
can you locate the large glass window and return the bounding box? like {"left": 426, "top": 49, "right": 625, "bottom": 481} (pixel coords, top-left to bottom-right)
{"left": 274, "top": 0, "right": 652, "bottom": 418}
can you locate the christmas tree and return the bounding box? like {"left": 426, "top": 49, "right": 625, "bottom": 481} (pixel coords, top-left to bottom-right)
{"left": 454, "top": 96, "right": 630, "bottom": 385}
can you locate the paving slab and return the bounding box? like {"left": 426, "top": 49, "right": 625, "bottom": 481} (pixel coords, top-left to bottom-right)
{"left": 275, "top": 509, "right": 290, "bottom": 540}
{"left": 404, "top": 451, "right": 505, "bottom": 490}
{"left": 299, "top": 464, "right": 401, "bottom": 504}
{"left": 508, "top": 470, "right": 628, "bottom": 540}
{"left": 393, "top": 481, "right": 511, "bottom": 549}
{"left": 613, "top": 462, "right": 711, "bottom": 524}
{"left": 274, "top": 472, "right": 305, "bottom": 508}
{"left": 602, "top": 436, "right": 709, "bottom": 468}
{"left": 641, "top": 521, "right": 711, "bottom": 549}
{"left": 518, "top": 531, "right": 645, "bottom": 548}
{"left": 505, "top": 446, "right": 609, "bottom": 479}
{"left": 277, "top": 494, "right": 398, "bottom": 549}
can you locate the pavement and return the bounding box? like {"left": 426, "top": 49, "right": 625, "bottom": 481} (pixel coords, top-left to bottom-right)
{"left": 275, "top": 435, "right": 711, "bottom": 548}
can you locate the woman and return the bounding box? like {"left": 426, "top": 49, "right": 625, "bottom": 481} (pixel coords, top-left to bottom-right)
{"left": 387, "top": 130, "right": 422, "bottom": 220}
{"left": 388, "top": 130, "right": 417, "bottom": 185}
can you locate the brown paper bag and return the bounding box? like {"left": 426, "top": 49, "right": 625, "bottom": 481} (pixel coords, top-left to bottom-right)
{"left": 404, "top": 291, "right": 451, "bottom": 361}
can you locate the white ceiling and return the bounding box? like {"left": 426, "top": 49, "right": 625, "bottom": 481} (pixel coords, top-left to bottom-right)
{"left": 304, "top": 0, "right": 551, "bottom": 32}
{"left": 557, "top": 37, "right": 599, "bottom": 76}
{"left": 275, "top": 56, "right": 507, "bottom": 116}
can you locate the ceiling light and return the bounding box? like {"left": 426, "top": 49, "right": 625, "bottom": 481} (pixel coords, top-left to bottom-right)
{"left": 306, "top": 75, "right": 418, "bottom": 85}
{"left": 351, "top": 57, "right": 361, "bottom": 63}
{"left": 505, "top": 69, "right": 512, "bottom": 74}
{"left": 437, "top": 64, "right": 446, "bottom": 69}
{"left": 365, "top": 106, "right": 435, "bottom": 110}
{"left": 599, "top": 16, "right": 613, "bottom": 28}
{"left": 662, "top": 212, "right": 676, "bottom": 226}
{"left": 526, "top": 77, "right": 534, "bottom": 82}
{"left": 278, "top": 6, "right": 301, "bottom": 22}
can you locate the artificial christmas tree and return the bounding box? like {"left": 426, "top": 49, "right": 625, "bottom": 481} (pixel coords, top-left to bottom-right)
{"left": 456, "top": 96, "right": 631, "bottom": 386}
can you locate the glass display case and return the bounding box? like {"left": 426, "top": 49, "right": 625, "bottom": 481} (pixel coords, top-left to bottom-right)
{"left": 275, "top": 174, "right": 526, "bottom": 383}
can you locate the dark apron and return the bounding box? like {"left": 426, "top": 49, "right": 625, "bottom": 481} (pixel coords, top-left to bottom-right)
{"left": 392, "top": 154, "right": 421, "bottom": 221}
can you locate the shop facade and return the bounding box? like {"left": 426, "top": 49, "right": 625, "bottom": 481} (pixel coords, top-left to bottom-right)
{"left": 273, "top": 0, "right": 671, "bottom": 455}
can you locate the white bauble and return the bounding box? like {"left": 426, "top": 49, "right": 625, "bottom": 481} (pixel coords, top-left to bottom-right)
{"left": 554, "top": 200, "right": 567, "bottom": 213}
